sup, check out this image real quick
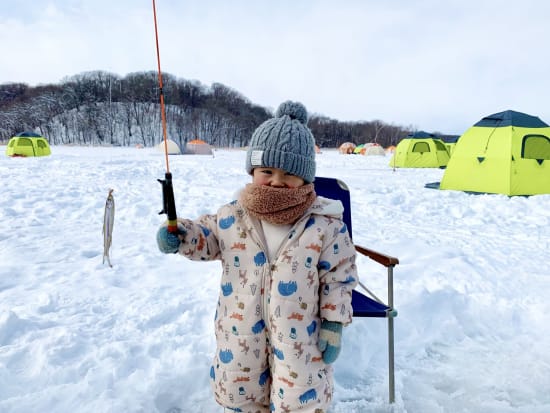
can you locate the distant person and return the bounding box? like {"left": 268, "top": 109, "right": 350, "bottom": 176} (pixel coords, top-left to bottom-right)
{"left": 156, "top": 101, "right": 358, "bottom": 413}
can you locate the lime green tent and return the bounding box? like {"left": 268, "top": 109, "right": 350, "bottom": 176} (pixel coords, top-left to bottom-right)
{"left": 353, "top": 143, "right": 365, "bottom": 154}
{"left": 440, "top": 110, "right": 550, "bottom": 196}
{"left": 443, "top": 135, "right": 460, "bottom": 156}
{"left": 5, "top": 132, "right": 51, "bottom": 157}
{"left": 389, "top": 131, "right": 450, "bottom": 168}
{"left": 445, "top": 143, "right": 455, "bottom": 156}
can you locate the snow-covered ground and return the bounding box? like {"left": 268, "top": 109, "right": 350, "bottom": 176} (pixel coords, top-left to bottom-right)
{"left": 1, "top": 146, "right": 549, "bottom": 413}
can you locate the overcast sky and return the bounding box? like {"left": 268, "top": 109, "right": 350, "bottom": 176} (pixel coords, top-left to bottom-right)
{"left": 1, "top": 0, "right": 550, "bottom": 135}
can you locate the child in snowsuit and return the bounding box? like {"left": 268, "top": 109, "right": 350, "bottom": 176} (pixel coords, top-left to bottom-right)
{"left": 157, "top": 101, "right": 358, "bottom": 413}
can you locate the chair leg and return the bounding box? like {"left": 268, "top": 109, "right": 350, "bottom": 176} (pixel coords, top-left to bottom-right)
{"left": 388, "top": 317, "right": 395, "bottom": 403}
{"left": 387, "top": 265, "right": 396, "bottom": 404}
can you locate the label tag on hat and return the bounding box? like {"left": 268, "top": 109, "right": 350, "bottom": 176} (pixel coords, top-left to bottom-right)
{"left": 250, "top": 150, "right": 263, "bottom": 166}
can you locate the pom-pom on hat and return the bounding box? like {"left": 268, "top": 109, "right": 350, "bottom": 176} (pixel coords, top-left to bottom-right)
{"left": 245, "top": 101, "right": 316, "bottom": 183}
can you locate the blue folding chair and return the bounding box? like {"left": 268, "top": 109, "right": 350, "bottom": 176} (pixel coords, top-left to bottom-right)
{"left": 314, "top": 176, "right": 399, "bottom": 404}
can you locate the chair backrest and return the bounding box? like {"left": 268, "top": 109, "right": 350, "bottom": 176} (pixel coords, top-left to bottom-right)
{"left": 313, "top": 177, "right": 353, "bottom": 239}
{"left": 314, "top": 176, "right": 397, "bottom": 317}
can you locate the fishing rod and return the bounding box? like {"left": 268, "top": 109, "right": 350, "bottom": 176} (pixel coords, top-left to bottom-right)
{"left": 152, "top": 0, "right": 178, "bottom": 234}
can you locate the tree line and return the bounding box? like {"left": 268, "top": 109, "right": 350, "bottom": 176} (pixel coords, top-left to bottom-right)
{"left": 0, "top": 70, "right": 427, "bottom": 149}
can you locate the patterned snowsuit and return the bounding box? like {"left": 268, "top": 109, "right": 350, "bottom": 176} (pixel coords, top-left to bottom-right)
{"left": 174, "top": 195, "right": 358, "bottom": 413}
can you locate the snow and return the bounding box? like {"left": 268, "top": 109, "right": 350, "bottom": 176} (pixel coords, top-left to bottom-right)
{"left": 1, "top": 146, "right": 549, "bottom": 413}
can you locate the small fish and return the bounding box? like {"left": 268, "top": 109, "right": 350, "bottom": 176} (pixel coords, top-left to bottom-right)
{"left": 103, "top": 189, "right": 115, "bottom": 267}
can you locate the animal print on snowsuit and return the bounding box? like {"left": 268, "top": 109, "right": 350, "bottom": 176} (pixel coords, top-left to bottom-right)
{"left": 174, "top": 196, "right": 358, "bottom": 413}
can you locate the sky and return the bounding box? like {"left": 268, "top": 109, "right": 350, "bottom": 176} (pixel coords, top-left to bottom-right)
{"left": 2, "top": 0, "right": 550, "bottom": 135}
{"left": 1, "top": 145, "right": 549, "bottom": 412}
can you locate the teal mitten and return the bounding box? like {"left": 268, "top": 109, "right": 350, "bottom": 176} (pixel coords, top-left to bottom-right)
{"left": 156, "top": 226, "right": 182, "bottom": 254}
{"left": 318, "top": 320, "right": 343, "bottom": 364}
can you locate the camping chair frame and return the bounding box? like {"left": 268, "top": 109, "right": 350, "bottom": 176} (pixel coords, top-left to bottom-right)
{"left": 314, "top": 177, "right": 399, "bottom": 404}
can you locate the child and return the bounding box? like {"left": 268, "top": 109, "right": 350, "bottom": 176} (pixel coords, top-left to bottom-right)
{"left": 157, "top": 101, "right": 358, "bottom": 413}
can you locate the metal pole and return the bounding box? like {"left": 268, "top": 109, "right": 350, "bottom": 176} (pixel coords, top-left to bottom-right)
{"left": 388, "top": 265, "right": 395, "bottom": 403}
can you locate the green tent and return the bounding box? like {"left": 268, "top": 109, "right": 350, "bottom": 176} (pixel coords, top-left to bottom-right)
{"left": 443, "top": 135, "right": 460, "bottom": 156}
{"left": 353, "top": 143, "right": 366, "bottom": 154}
{"left": 389, "top": 131, "right": 449, "bottom": 168}
{"left": 5, "top": 132, "right": 51, "bottom": 157}
{"left": 440, "top": 110, "right": 550, "bottom": 195}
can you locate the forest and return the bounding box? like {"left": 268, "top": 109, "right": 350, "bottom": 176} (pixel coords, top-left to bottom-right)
{"left": 0, "top": 70, "right": 433, "bottom": 149}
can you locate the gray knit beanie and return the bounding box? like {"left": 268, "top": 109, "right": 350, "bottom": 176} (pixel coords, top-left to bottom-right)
{"left": 245, "top": 101, "right": 316, "bottom": 183}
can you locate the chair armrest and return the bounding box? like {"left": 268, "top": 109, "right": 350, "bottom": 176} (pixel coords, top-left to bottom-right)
{"left": 355, "top": 244, "right": 399, "bottom": 267}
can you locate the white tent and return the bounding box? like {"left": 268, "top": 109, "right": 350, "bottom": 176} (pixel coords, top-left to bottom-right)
{"left": 362, "top": 143, "right": 386, "bottom": 156}
{"left": 156, "top": 139, "right": 181, "bottom": 155}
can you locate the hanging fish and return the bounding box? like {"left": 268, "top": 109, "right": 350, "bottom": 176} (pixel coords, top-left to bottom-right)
{"left": 103, "top": 189, "right": 115, "bottom": 267}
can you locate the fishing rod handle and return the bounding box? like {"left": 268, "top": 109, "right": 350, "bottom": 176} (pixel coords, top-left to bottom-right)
{"left": 158, "top": 172, "right": 178, "bottom": 233}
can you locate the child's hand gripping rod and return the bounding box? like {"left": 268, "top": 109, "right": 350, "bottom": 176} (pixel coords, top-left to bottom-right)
{"left": 158, "top": 172, "right": 178, "bottom": 233}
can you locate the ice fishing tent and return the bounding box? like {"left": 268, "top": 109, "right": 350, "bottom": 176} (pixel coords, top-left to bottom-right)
{"left": 339, "top": 142, "right": 356, "bottom": 154}
{"left": 5, "top": 132, "right": 51, "bottom": 157}
{"left": 185, "top": 139, "right": 213, "bottom": 155}
{"left": 443, "top": 135, "right": 461, "bottom": 156}
{"left": 389, "top": 131, "right": 449, "bottom": 168}
{"left": 156, "top": 139, "right": 181, "bottom": 154}
{"left": 353, "top": 143, "right": 366, "bottom": 154}
{"left": 361, "top": 143, "right": 386, "bottom": 156}
{"left": 439, "top": 110, "right": 550, "bottom": 195}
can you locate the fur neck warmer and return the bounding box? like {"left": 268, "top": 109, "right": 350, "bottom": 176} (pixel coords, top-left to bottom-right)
{"left": 239, "top": 183, "right": 316, "bottom": 225}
